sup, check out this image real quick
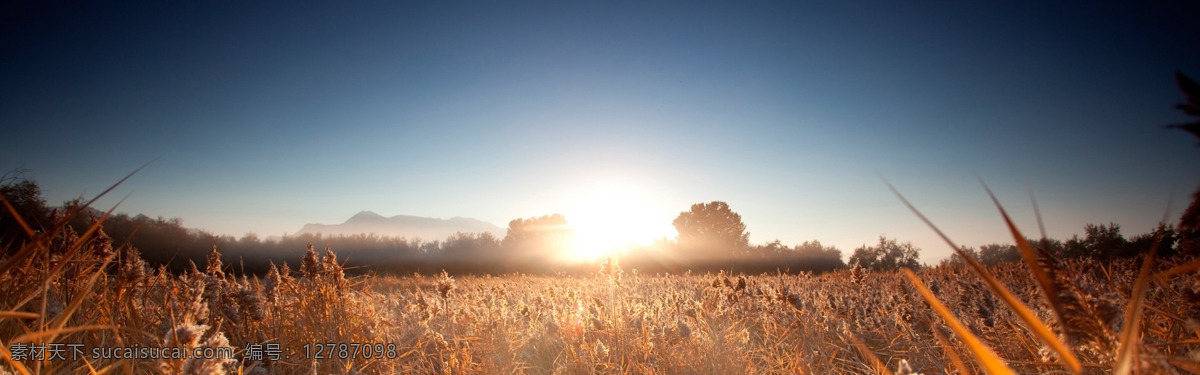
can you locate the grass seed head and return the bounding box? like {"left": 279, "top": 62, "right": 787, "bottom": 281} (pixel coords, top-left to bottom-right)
{"left": 301, "top": 243, "right": 321, "bottom": 278}
{"left": 437, "top": 269, "right": 456, "bottom": 299}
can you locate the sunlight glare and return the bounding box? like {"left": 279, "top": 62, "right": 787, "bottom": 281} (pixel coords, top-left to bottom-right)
{"left": 564, "top": 180, "right": 675, "bottom": 262}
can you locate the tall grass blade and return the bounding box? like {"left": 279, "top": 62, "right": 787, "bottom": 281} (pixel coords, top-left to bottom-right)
{"left": 903, "top": 269, "right": 1016, "bottom": 374}
{"left": 11, "top": 325, "right": 117, "bottom": 345}
{"left": 844, "top": 326, "right": 892, "bottom": 375}
{"left": 0, "top": 311, "right": 40, "bottom": 320}
{"left": 45, "top": 252, "right": 115, "bottom": 344}
{"left": 0, "top": 163, "right": 148, "bottom": 279}
{"left": 0, "top": 195, "right": 35, "bottom": 239}
{"left": 68, "top": 195, "right": 127, "bottom": 251}
{"left": 0, "top": 356, "right": 32, "bottom": 375}
{"left": 1028, "top": 186, "right": 1049, "bottom": 240}
{"left": 1113, "top": 232, "right": 1163, "bottom": 375}
{"left": 931, "top": 324, "right": 971, "bottom": 375}
{"left": 1166, "top": 358, "right": 1200, "bottom": 373}
{"left": 1155, "top": 258, "right": 1200, "bottom": 279}
{"left": 981, "top": 182, "right": 1068, "bottom": 325}
{"left": 77, "top": 158, "right": 154, "bottom": 212}
{"left": 886, "top": 180, "right": 1083, "bottom": 373}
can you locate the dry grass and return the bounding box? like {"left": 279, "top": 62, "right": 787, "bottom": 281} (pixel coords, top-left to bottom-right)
{"left": 2, "top": 189, "right": 1199, "bottom": 373}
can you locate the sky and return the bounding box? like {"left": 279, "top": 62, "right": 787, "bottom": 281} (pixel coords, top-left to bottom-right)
{"left": 3, "top": 1, "right": 1200, "bottom": 263}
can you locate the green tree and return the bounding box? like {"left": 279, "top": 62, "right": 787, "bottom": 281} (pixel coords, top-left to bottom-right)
{"left": 672, "top": 201, "right": 749, "bottom": 256}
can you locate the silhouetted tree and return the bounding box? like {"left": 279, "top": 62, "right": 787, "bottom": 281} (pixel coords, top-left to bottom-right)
{"left": 1178, "top": 188, "right": 1200, "bottom": 255}
{"left": 1167, "top": 71, "right": 1200, "bottom": 254}
{"left": 849, "top": 236, "right": 920, "bottom": 271}
{"left": 1062, "top": 223, "right": 1126, "bottom": 260}
{"left": 1123, "top": 223, "right": 1178, "bottom": 258}
{"left": 672, "top": 201, "right": 749, "bottom": 256}
{"left": 1167, "top": 71, "right": 1200, "bottom": 143}
{"left": 0, "top": 172, "right": 51, "bottom": 247}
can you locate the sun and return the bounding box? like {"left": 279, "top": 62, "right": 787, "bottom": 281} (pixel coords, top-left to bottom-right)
{"left": 562, "top": 180, "right": 675, "bottom": 262}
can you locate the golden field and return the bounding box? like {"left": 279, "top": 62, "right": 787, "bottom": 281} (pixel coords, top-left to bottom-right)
{"left": 2, "top": 213, "right": 1198, "bottom": 374}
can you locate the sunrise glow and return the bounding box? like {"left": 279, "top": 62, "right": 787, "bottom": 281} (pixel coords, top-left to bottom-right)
{"left": 563, "top": 180, "right": 676, "bottom": 262}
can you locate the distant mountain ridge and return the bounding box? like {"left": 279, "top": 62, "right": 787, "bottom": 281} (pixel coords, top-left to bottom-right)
{"left": 294, "top": 211, "right": 504, "bottom": 240}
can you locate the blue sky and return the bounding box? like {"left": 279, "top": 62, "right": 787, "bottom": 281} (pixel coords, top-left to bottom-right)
{"left": 3, "top": 1, "right": 1199, "bottom": 262}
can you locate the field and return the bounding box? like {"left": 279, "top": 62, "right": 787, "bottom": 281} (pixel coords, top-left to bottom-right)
{"left": 2, "top": 216, "right": 1199, "bottom": 375}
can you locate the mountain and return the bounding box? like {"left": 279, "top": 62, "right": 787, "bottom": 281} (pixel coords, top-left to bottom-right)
{"left": 293, "top": 211, "right": 505, "bottom": 240}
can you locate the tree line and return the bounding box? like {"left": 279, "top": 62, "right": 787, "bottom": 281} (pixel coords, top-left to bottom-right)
{"left": 2, "top": 175, "right": 1196, "bottom": 276}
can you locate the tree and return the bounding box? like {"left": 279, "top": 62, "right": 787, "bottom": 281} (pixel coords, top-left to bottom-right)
{"left": 501, "top": 214, "right": 574, "bottom": 257}
{"left": 978, "top": 243, "right": 1020, "bottom": 265}
{"left": 1167, "top": 71, "right": 1200, "bottom": 254}
{"left": 1178, "top": 189, "right": 1200, "bottom": 255}
{"left": 757, "top": 239, "right": 787, "bottom": 255}
{"left": 442, "top": 232, "right": 502, "bottom": 259}
{"left": 792, "top": 240, "right": 846, "bottom": 270}
{"left": 946, "top": 245, "right": 980, "bottom": 266}
{"left": 849, "top": 236, "right": 921, "bottom": 271}
{"left": 0, "top": 172, "right": 51, "bottom": 247}
{"left": 672, "top": 201, "right": 749, "bottom": 256}
{"left": 1167, "top": 71, "right": 1200, "bottom": 143}
{"left": 1083, "top": 223, "right": 1125, "bottom": 260}
{"left": 1061, "top": 223, "right": 1127, "bottom": 260}
{"left": 1122, "top": 223, "right": 1177, "bottom": 259}
{"left": 1031, "top": 237, "right": 1066, "bottom": 259}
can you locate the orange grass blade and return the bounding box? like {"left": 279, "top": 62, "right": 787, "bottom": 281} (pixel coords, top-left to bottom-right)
{"left": 843, "top": 325, "right": 893, "bottom": 375}
{"left": 0, "top": 240, "right": 45, "bottom": 283}
{"left": 11, "top": 325, "right": 116, "bottom": 344}
{"left": 887, "top": 180, "right": 1083, "bottom": 373}
{"left": 77, "top": 158, "right": 155, "bottom": 211}
{"left": 1167, "top": 358, "right": 1200, "bottom": 373}
{"left": 1114, "top": 235, "right": 1161, "bottom": 375}
{"left": 0, "top": 311, "right": 40, "bottom": 320}
{"left": 1156, "top": 258, "right": 1200, "bottom": 279}
{"left": 0, "top": 338, "right": 33, "bottom": 375}
{"left": 1113, "top": 201, "right": 1174, "bottom": 375}
{"left": 68, "top": 195, "right": 127, "bottom": 251}
{"left": 903, "top": 269, "right": 1016, "bottom": 375}
{"left": 1028, "top": 187, "right": 1050, "bottom": 240}
{"left": 42, "top": 159, "right": 152, "bottom": 247}
{"left": 1, "top": 162, "right": 148, "bottom": 277}
{"left": 982, "top": 182, "right": 1086, "bottom": 373}
{"left": 981, "top": 182, "right": 1067, "bottom": 324}
{"left": 44, "top": 253, "right": 115, "bottom": 343}
{"left": 0, "top": 357, "right": 32, "bottom": 375}
{"left": 0, "top": 195, "right": 35, "bottom": 239}
{"left": 931, "top": 325, "right": 971, "bottom": 375}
